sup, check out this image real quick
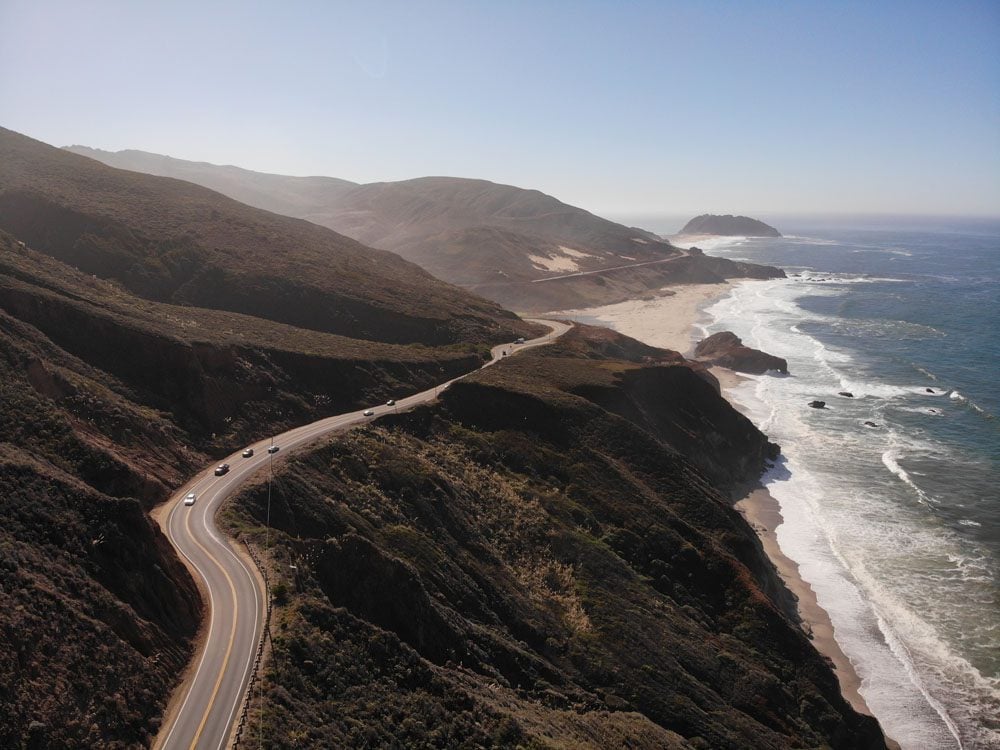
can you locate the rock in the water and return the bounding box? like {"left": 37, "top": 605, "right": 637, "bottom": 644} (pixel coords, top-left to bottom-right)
{"left": 926, "top": 387, "right": 936, "bottom": 393}
{"left": 809, "top": 400, "right": 826, "bottom": 409}
{"left": 864, "top": 421, "right": 879, "bottom": 427}
{"left": 694, "top": 331, "right": 788, "bottom": 375}
{"left": 680, "top": 214, "right": 781, "bottom": 237}
{"left": 838, "top": 391, "right": 854, "bottom": 398}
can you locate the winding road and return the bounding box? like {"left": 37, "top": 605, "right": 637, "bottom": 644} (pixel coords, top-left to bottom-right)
{"left": 154, "top": 319, "right": 570, "bottom": 749}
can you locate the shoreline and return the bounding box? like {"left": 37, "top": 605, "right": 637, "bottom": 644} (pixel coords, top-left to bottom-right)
{"left": 556, "top": 281, "right": 885, "bottom": 728}
{"left": 553, "top": 282, "right": 733, "bottom": 357}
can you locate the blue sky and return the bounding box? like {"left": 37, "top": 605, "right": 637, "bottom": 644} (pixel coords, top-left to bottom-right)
{"left": 2, "top": 0, "right": 998, "bottom": 217}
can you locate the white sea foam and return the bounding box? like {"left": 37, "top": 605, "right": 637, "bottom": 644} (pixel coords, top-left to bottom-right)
{"left": 706, "top": 276, "right": 1000, "bottom": 749}
{"left": 881, "top": 441, "right": 935, "bottom": 506}
{"left": 669, "top": 234, "right": 748, "bottom": 252}
{"left": 783, "top": 235, "right": 840, "bottom": 245}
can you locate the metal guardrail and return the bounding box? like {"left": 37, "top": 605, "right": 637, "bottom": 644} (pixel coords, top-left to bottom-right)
{"left": 232, "top": 540, "right": 272, "bottom": 749}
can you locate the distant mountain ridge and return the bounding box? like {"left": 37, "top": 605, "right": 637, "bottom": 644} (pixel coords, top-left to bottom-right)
{"left": 65, "top": 145, "right": 672, "bottom": 281}
{"left": 0, "top": 129, "right": 531, "bottom": 346}
{"left": 681, "top": 214, "right": 781, "bottom": 237}
{"left": 65, "top": 146, "right": 784, "bottom": 310}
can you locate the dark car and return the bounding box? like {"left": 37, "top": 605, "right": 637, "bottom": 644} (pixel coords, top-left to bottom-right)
{"left": 214, "top": 463, "right": 230, "bottom": 476}
{"left": 242, "top": 448, "right": 254, "bottom": 458}
{"left": 267, "top": 445, "right": 279, "bottom": 454}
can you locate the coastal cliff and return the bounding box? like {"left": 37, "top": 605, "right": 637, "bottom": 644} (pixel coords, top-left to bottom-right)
{"left": 224, "top": 325, "right": 887, "bottom": 749}
{"left": 681, "top": 214, "right": 782, "bottom": 237}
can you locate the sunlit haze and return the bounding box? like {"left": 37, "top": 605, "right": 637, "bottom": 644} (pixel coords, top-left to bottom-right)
{"left": 2, "top": 0, "right": 998, "bottom": 217}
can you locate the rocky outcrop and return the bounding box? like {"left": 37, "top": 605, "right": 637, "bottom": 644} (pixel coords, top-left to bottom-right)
{"left": 681, "top": 214, "right": 781, "bottom": 237}
{"left": 694, "top": 331, "right": 788, "bottom": 375}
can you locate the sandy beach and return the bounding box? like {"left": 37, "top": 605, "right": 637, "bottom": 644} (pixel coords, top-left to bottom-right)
{"left": 558, "top": 280, "right": 880, "bottom": 723}
{"left": 555, "top": 283, "right": 732, "bottom": 356}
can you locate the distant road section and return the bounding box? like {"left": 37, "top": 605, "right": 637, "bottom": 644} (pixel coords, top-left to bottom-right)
{"left": 154, "top": 319, "right": 570, "bottom": 749}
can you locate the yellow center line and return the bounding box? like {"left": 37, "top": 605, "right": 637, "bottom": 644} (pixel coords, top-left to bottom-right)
{"left": 184, "top": 497, "right": 240, "bottom": 750}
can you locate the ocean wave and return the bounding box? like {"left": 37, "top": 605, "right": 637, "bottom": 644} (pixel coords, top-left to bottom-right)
{"left": 790, "top": 271, "right": 908, "bottom": 285}
{"left": 828, "top": 318, "right": 945, "bottom": 340}
{"left": 882, "top": 445, "right": 936, "bottom": 506}
{"left": 702, "top": 240, "right": 1000, "bottom": 748}
{"left": 784, "top": 235, "right": 841, "bottom": 245}
{"left": 948, "top": 390, "right": 994, "bottom": 419}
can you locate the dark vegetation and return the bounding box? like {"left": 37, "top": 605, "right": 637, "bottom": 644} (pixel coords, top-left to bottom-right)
{"left": 225, "top": 326, "right": 887, "bottom": 749}
{"left": 66, "top": 146, "right": 785, "bottom": 311}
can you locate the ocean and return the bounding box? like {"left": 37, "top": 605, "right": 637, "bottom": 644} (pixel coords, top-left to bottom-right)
{"left": 618, "top": 216, "right": 1000, "bottom": 749}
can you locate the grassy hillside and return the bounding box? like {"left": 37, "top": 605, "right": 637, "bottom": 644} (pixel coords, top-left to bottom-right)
{"left": 0, "top": 234, "right": 498, "bottom": 451}
{"left": 224, "top": 326, "right": 887, "bottom": 749}
{"left": 65, "top": 146, "right": 785, "bottom": 311}
{"left": 0, "top": 128, "right": 532, "bottom": 345}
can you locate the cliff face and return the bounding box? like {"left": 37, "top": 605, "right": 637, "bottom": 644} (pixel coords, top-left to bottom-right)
{"left": 681, "top": 214, "right": 782, "bottom": 237}
{"left": 224, "top": 326, "right": 886, "bottom": 749}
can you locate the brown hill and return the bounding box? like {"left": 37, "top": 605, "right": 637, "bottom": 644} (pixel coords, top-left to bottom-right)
{"left": 0, "top": 128, "right": 531, "bottom": 346}
{"left": 0, "top": 234, "right": 494, "bottom": 449}
{"left": 223, "top": 325, "right": 888, "bottom": 749}
{"left": 0, "top": 207, "right": 525, "bottom": 746}
{"left": 65, "top": 146, "right": 784, "bottom": 310}
{"left": 0, "top": 231, "right": 205, "bottom": 747}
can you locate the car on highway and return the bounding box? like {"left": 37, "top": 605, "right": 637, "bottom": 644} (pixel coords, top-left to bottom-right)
{"left": 363, "top": 408, "right": 375, "bottom": 416}
{"left": 242, "top": 448, "right": 254, "bottom": 458}
{"left": 267, "top": 445, "right": 279, "bottom": 454}
{"left": 184, "top": 492, "right": 197, "bottom": 506}
{"left": 386, "top": 399, "right": 396, "bottom": 406}
{"left": 515, "top": 337, "right": 525, "bottom": 344}
{"left": 214, "top": 463, "right": 230, "bottom": 476}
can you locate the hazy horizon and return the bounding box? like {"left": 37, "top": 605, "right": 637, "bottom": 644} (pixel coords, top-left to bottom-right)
{"left": 2, "top": 1, "right": 998, "bottom": 218}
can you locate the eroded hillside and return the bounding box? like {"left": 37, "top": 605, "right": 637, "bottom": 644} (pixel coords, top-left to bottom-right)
{"left": 224, "top": 326, "right": 887, "bottom": 749}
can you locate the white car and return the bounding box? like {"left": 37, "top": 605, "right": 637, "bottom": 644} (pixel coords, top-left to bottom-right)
{"left": 363, "top": 409, "right": 375, "bottom": 417}
{"left": 184, "top": 492, "right": 197, "bottom": 506}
